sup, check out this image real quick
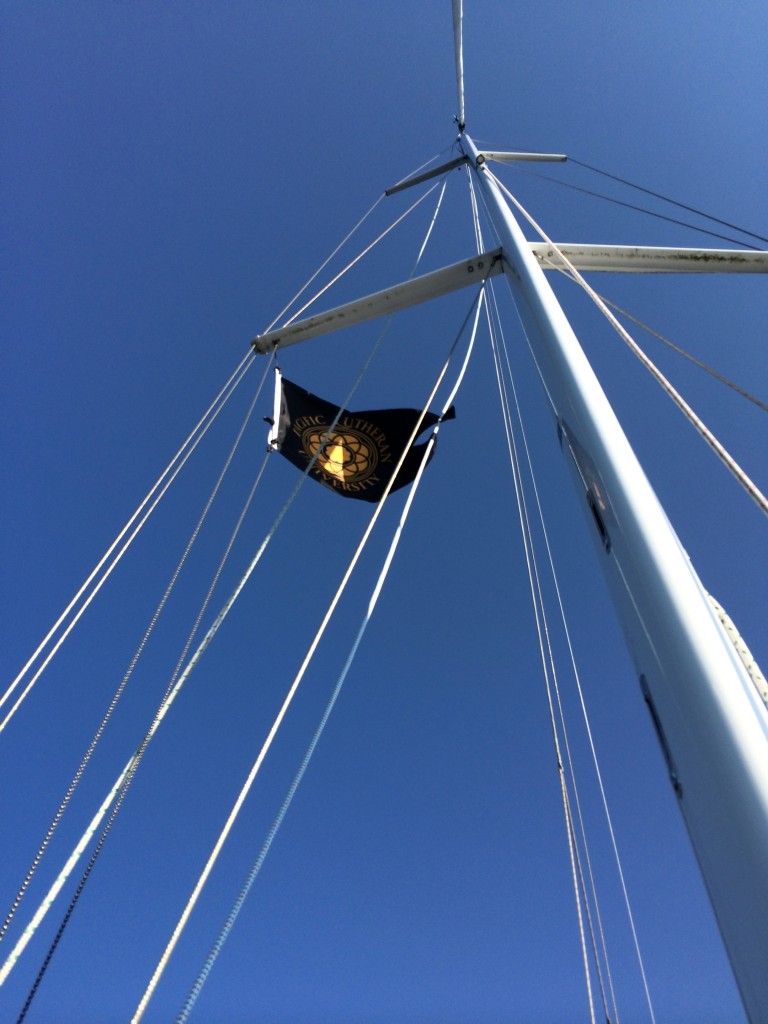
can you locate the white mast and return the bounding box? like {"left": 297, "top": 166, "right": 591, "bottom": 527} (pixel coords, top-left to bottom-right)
{"left": 458, "top": 130, "right": 768, "bottom": 1023}
{"left": 452, "top": 0, "right": 465, "bottom": 131}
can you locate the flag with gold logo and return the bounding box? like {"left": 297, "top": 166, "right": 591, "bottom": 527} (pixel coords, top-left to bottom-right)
{"left": 268, "top": 372, "right": 454, "bottom": 502}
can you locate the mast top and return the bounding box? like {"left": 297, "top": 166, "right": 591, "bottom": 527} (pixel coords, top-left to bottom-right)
{"left": 452, "top": 0, "right": 465, "bottom": 131}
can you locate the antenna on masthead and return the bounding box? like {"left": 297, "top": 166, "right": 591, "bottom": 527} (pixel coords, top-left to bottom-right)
{"left": 452, "top": 0, "right": 465, "bottom": 131}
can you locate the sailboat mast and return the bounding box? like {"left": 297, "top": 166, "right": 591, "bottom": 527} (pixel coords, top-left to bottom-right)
{"left": 459, "top": 131, "right": 768, "bottom": 1021}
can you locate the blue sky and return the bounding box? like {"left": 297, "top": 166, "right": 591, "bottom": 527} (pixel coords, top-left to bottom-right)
{"left": 2, "top": 3, "right": 767, "bottom": 1022}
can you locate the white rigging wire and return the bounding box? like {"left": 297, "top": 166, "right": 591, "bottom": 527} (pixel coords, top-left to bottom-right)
{"left": 2, "top": 448, "right": 287, "bottom": 995}
{"left": 175, "top": 288, "right": 482, "bottom": 1024}
{"left": 468, "top": 169, "right": 621, "bottom": 1022}
{"left": 485, "top": 294, "right": 596, "bottom": 1024}
{"left": 4, "top": 178, "right": 453, "bottom": 1008}
{"left": 278, "top": 180, "right": 444, "bottom": 330}
{"left": 488, "top": 292, "right": 661, "bottom": 1023}
{"left": 262, "top": 150, "right": 448, "bottom": 336}
{"left": 263, "top": 195, "right": 384, "bottom": 335}
{"left": 504, "top": 159, "right": 760, "bottom": 250}
{"left": 0, "top": 350, "right": 256, "bottom": 734}
{"left": 485, "top": 288, "right": 625, "bottom": 1024}
{"left": 584, "top": 290, "right": 768, "bottom": 413}
{"left": 488, "top": 168, "right": 768, "bottom": 520}
{"left": 0, "top": 355, "right": 275, "bottom": 947}
{"left": 131, "top": 285, "right": 487, "bottom": 1023}
{"left": 1, "top": 361, "right": 277, "bottom": 993}
{"left": 415, "top": 178, "right": 448, "bottom": 265}
{"left": 2, "top": 181, "right": 444, "bottom": 741}
{"left": 475, "top": 172, "right": 663, "bottom": 1019}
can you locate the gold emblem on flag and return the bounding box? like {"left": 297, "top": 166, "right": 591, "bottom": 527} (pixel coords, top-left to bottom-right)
{"left": 302, "top": 425, "right": 378, "bottom": 483}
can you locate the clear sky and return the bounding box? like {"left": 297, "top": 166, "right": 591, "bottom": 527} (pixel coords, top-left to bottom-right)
{"left": 2, "top": 3, "right": 767, "bottom": 1022}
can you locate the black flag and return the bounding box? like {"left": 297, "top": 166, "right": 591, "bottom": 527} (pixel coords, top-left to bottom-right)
{"left": 269, "top": 374, "right": 454, "bottom": 502}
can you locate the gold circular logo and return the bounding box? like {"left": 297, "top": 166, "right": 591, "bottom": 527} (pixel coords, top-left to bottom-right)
{"left": 302, "top": 425, "right": 378, "bottom": 483}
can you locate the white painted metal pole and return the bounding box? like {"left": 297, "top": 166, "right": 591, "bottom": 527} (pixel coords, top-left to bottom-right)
{"left": 452, "top": 0, "right": 465, "bottom": 130}
{"left": 459, "top": 132, "right": 768, "bottom": 1022}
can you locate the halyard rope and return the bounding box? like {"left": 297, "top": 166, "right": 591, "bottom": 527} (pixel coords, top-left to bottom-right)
{"left": 0, "top": 350, "right": 256, "bottom": 734}
{"left": 6, "top": 176, "right": 454, "bottom": 1016}
{"left": 3, "top": 176, "right": 446, "bottom": 737}
{"left": 469, "top": 170, "right": 615, "bottom": 1023}
{"left": 278, "top": 180, "right": 444, "bottom": 331}
{"left": 3, "top": 360, "right": 277, "bottom": 1004}
{"left": 262, "top": 194, "right": 384, "bottom": 335}
{"left": 8, "top": 440, "right": 277, "bottom": 1019}
{"left": 263, "top": 149, "right": 448, "bottom": 336}
{"left": 0, "top": 355, "right": 274, "bottom": 946}
{"left": 485, "top": 280, "right": 638, "bottom": 1024}
{"left": 476, "top": 169, "right": 663, "bottom": 1023}
{"left": 131, "top": 286, "right": 488, "bottom": 1022}
{"left": 174, "top": 267, "right": 481, "bottom": 1024}
{"left": 485, "top": 293, "right": 597, "bottom": 1024}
